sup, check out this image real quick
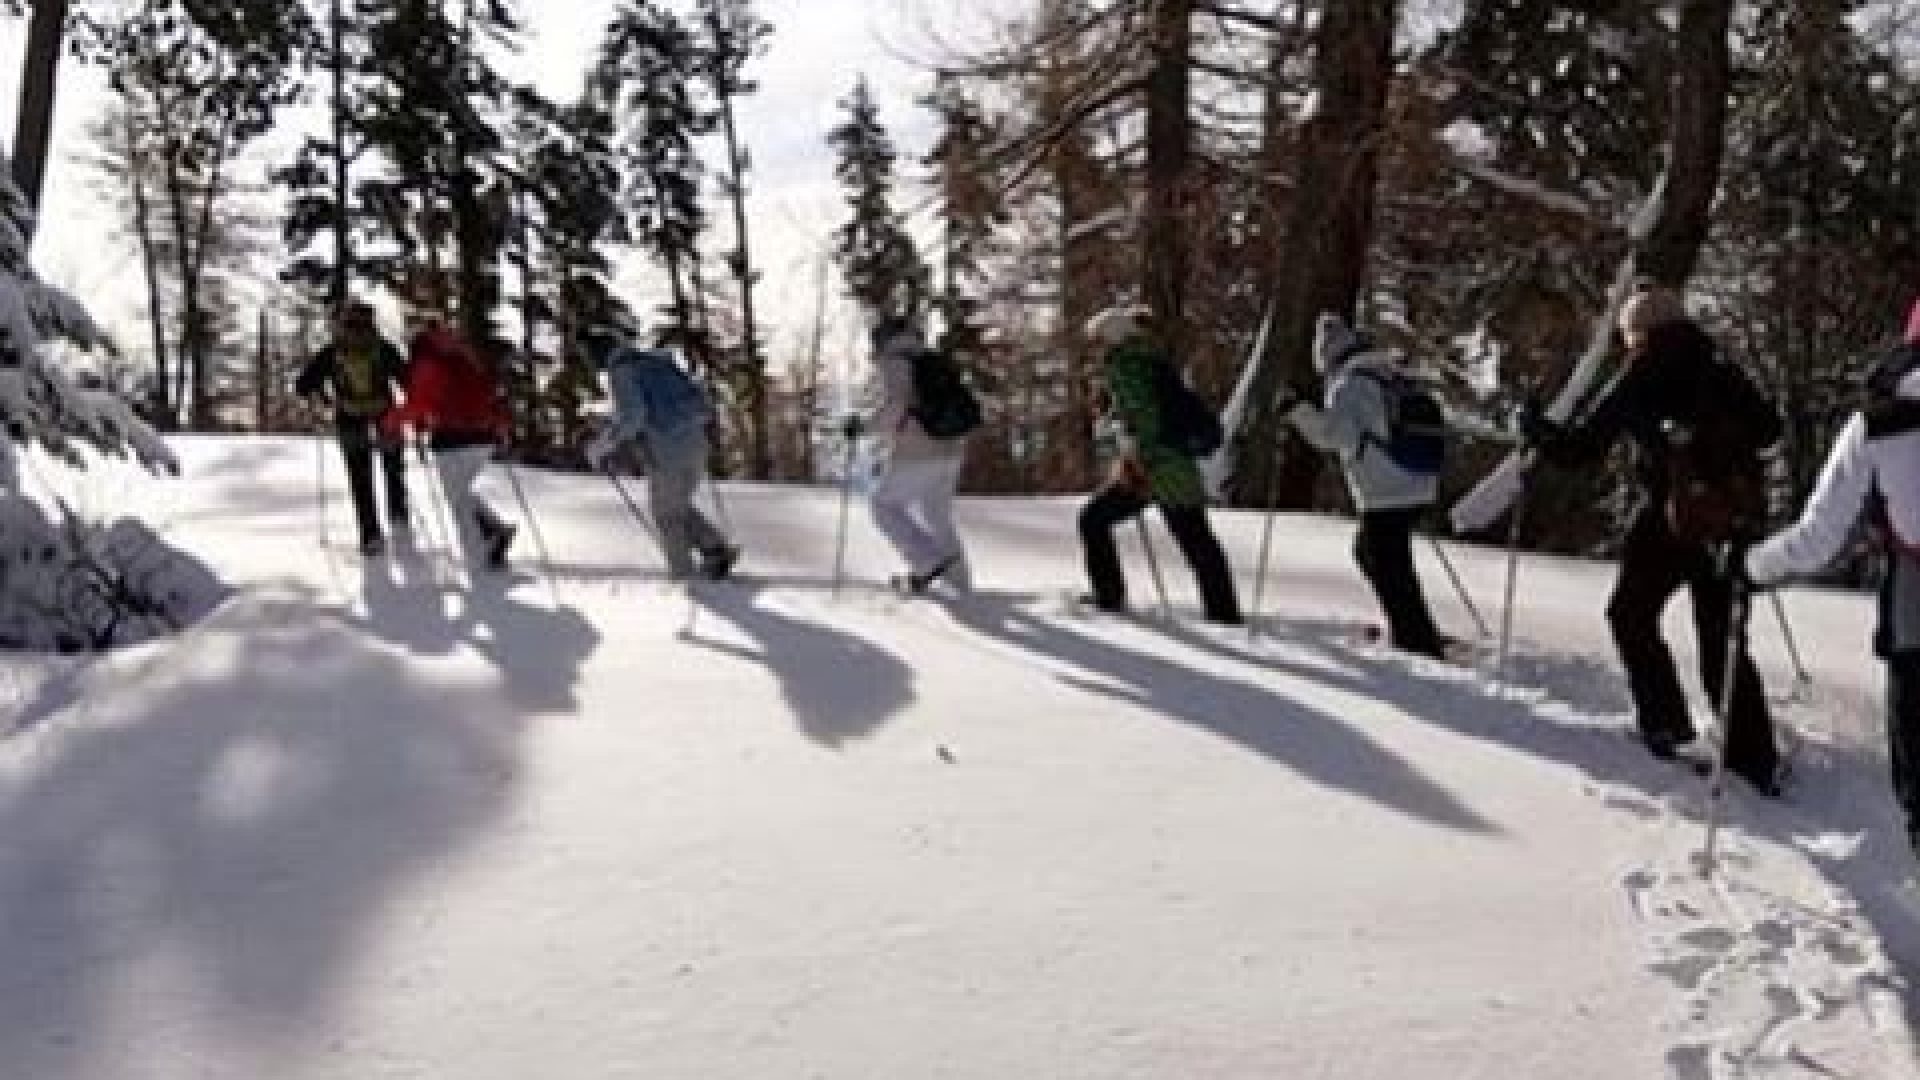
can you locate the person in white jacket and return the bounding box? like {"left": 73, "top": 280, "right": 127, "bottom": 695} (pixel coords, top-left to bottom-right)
{"left": 1283, "top": 313, "right": 1446, "bottom": 659}
{"left": 864, "top": 314, "right": 971, "bottom": 593}
{"left": 1747, "top": 296, "right": 1920, "bottom": 856}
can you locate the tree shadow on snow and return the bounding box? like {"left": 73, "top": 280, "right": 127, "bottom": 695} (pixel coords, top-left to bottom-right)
{"left": 0, "top": 585, "right": 525, "bottom": 1079}
{"left": 676, "top": 582, "right": 915, "bottom": 748}
{"left": 938, "top": 592, "right": 1498, "bottom": 836}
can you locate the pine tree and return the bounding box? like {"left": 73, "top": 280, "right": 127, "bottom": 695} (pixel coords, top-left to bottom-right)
{"left": 693, "top": 0, "right": 774, "bottom": 479}
{"left": 828, "top": 76, "right": 929, "bottom": 324}
{"left": 596, "top": 1, "right": 717, "bottom": 373}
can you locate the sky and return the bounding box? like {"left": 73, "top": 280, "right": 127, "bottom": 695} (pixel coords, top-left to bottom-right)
{"left": 0, "top": 0, "right": 991, "bottom": 378}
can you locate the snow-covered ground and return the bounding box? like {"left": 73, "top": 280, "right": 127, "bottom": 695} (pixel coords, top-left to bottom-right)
{"left": 1, "top": 434, "right": 1915, "bottom": 1079}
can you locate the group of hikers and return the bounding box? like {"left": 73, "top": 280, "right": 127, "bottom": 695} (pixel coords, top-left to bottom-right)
{"left": 293, "top": 283, "right": 1920, "bottom": 860}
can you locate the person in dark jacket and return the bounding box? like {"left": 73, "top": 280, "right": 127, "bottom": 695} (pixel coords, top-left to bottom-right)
{"left": 295, "top": 301, "right": 410, "bottom": 555}
{"left": 1525, "top": 285, "right": 1783, "bottom": 793}
{"left": 1078, "top": 305, "right": 1241, "bottom": 625}
{"left": 382, "top": 312, "right": 516, "bottom": 573}
{"left": 1748, "top": 293, "right": 1920, "bottom": 854}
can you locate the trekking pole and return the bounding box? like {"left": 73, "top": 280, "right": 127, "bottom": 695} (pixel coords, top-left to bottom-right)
{"left": 312, "top": 417, "right": 331, "bottom": 552}
{"left": 1426, "top": 531, "right": 1491, "bottom": 640}
{"left": 831, "top": 419, "right": 860, "bottom": 597}
{"left": 1699, "top": 558, "right": 1755, "bottom": 876}
{"left": 1494, "top": 453, "right": 1534, "bottom": 690}
{"left": 414, "top": 437, "right": 459, "bottom": 568}
{"left": 1247, "top": 462, "right": 1286, "bottom": 645}
{"left": 1136, "top": 516, "right": 1173, "bottom": 620}
{"left": 605, "top": 468, "right": 662, "bottom": 545}
{"left": 1768, "top": 590, "right": 1814, "bottom": 697}
{"left": 501, "top": 453, "right": 563, "bottom": 606}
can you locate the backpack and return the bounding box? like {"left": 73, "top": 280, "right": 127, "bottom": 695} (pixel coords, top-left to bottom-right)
{"left": 1350, "top": 368, "right": 1448, "bottom": 476}
{"left": 907, "top": 347, "right": 983, "bottom": 439}
{"left": 1151, "top": 356, "right": 1224, "bottom": 458}
{"left": 1662, "top": 358, "right": 1778, "bottom": 544}
{"left": 624, "top": 347, "right": 710, "bottom": 439}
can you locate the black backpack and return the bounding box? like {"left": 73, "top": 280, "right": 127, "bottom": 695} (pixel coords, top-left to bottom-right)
{"left": 1663, "top": 358, "right": 1779, "bottom": 543}
{"left": 908, "top": 347, "right": 983, "bottom": 439}
{"left": 1152, "top": 357, "right": 1224, "bottom": 457}
{"left": 1350, "top": 368, "right": 1448, "bottom": 475}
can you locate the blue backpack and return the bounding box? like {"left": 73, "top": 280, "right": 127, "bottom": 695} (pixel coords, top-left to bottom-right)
{"left": 1350, "top": 368, "right": 1448, "bottom": 476}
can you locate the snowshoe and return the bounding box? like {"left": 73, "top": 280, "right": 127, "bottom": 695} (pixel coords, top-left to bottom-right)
{"left": 893, "top": 554, "right": 960, "bottom": 595}
{"left": 484, "top": 523, "right": 516, "bottom": 572}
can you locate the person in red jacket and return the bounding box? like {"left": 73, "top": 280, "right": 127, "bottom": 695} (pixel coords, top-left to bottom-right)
{"left": 383, "top": 312, "right": 517, "bottom": 572}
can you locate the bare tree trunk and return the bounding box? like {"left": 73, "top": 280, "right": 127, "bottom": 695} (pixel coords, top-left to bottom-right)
{"left": 255, "top": 309, "right": 271, "bottom": 431}
{"left": 1231, "top": 0, "right": 1397, "bottom": 508}
{"left": 1142, "top": 0, "right": 1193, "bottom": 356}
{"left": 1633, "top": 0, "right": 1733, "bottom": 286}
{"left": 714, "top": 90, "right": 769, "bottom": 480}
{"left": 122, "top": 116, "right": 175, "bottom": 429}
{"left": 11, "top": 0, "right": 71, "bottom": 228}
{"left": 161, "top": 143, "right": 214, "bottom": 430}
{"left": 328, "top": 0, "right": 353, "bottom": 309}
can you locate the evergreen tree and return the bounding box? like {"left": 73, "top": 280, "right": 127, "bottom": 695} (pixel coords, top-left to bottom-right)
{"left": 694, "top": 0, "right": 774, "bottom": 479}
{"left": 595, "top": 1, "right": 717, "bottom": 374}
{"left": 828, "top": 76, "right": 929, "bottom": 324}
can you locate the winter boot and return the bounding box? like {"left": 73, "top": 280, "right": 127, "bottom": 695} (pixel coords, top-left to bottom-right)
{"left": 700, "top": 543, "right": 742, "bottom": 581}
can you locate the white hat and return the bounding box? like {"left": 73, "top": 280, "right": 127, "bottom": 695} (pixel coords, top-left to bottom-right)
{"left": 1085, "top": 304, "right": 1147, "bottom": 347}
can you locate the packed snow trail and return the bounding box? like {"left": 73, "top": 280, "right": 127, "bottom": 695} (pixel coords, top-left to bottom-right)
{"left": 0, "top": 436, "right": 1912, "bottom": 1079}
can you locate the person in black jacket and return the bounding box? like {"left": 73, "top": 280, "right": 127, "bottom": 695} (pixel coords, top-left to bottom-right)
{"left": 295, "top": 301, "right": 411, "bottom": 556}
{"left": 1525, "top": 284, "right": 1784, "bottom": 793}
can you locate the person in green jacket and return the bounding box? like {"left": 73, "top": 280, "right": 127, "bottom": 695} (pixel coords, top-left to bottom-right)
{"left": 1078, "top": 305, "right": 1241, "bottom": 624}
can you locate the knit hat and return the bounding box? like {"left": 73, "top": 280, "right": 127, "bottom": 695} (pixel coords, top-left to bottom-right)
{"left": 1617, "top": 285, "right": 1686, "bottom": 339}
{"left": 1085, "top": 304, "right": 1147, "bottom": 348}
{"left": 1905, "top": 293, "right": 1920, "bottom": 345}
{"left": 1312, "top": 312, "right": 1368, "bottom": 375}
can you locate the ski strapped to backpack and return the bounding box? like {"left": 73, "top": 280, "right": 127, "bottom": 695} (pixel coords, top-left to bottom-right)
{"left": 1348, "top": 367, "right": 1448, "bottom": 475}
{"left": 907, "top": 347, "right": 983, "bottom": 439}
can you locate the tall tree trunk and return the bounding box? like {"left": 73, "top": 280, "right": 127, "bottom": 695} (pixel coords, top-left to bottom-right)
{"left": 1231, "top": 0, "right": 1398, "bottom": 508}
{"left": 255, "top": 309, "right": 271, "bottom": 431}
{"left": 1633, "top": 0, "right": 1733, "bottom": 286}
{"left": 162, "top": 143, "right": 213, "bottom": 430}
{"left": 1141, "top": 0, "right": 1193, "bottom": 357}
{"left": 123, "top": 119, "right": 174, "bottom": 429}
{"left": 714, "top": 90, "right": 769, "bottom": 480}
{"left": 11, "top": 0, "right": 71, "bottom": 229}
{"left": 328, "top": 0, "right": 353, "bottom": 309}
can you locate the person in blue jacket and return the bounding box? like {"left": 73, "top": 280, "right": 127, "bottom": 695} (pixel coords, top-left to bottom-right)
{"left": 583, "top": 323, "right": 740, "bottom": 581}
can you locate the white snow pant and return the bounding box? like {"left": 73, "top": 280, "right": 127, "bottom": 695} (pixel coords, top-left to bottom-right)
{"left": 646, "top": 436, "right": 729, "bottom": 579}
{"left": 870, "top": 454, "right": 968, "bottom": 587}
{"left": 433, "top": 446, "right": 509, "bottom": 570}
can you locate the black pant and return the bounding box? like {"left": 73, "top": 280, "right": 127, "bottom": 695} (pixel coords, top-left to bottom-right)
{"left": 1605, "top": 513, "right": 1776, "bottom": 782}
{"left": 1354, "top": 508, "right": 1444, "bottom": 658}
{"left": 337, "top": 416, "right": 408, "bottom": 545}
{"left": 1079, "top": 485, "right": 1241, "bottom": 624}
{"left": 1885, "top": 652, "right": 1920, "bottom": 838}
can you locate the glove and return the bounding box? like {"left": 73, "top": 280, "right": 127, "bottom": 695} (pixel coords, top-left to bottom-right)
{"left": 1112, "top": 454, "right": 1149, "bottom": 495}
{"left": 1728, "top": 538, "right": 1777, "bottom": 594}
{"left": 378, "top": 411, "right": 408, "bottom": 444}
{"left": 1515, "top": 397, "right": 1557, "bottom": 448}
{"left": 585, "top": 429, "right": 622, "bottom": 470}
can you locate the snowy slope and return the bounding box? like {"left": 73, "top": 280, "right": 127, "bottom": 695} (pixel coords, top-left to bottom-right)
{"left": 0, "top": 434, "right": 1914, "bottom": 1080}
